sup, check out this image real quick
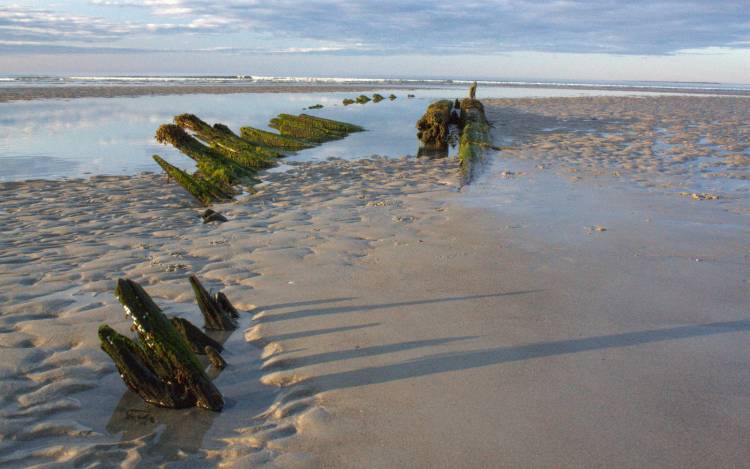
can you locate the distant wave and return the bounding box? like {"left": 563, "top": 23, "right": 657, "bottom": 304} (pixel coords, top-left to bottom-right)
{"left": 0, "top": 74, "right": 749, "bottom": 93}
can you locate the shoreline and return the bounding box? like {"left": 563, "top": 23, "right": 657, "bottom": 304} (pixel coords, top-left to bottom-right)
{"left": 1, "top": 81, "right": 749, "bottom": 104}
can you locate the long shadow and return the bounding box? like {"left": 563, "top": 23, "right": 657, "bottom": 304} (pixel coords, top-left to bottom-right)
{"left": 261, "top": 297, "right": 356, "bottom": 311}
{"left": 264, "top": 322, "right": 381, "bottom": 342}
{"left": 258, "top": 290, "right": 542, "bottom": 324}
{"left": 265, "top": 336, "right": 477, "bottom": 370}
{"left": 309, "top": 319, "right": 750, "bottom": 392}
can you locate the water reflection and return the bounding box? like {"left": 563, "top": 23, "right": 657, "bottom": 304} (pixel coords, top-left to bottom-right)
{"left": 0, "top": 86, "right": 669, "bottom": 181}
{"left": 0, "top": 91, "right": 440, "bottom": 181}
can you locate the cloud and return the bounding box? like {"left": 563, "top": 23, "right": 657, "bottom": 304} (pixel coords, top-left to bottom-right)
{"left": 0, "top": 4, "right": 231, "bottom": 44}
{"left": 2, "top": 1, "right": 749, "bottom": 55}
{"left": 0, "top": 40, "right": 367, "bottom": 55}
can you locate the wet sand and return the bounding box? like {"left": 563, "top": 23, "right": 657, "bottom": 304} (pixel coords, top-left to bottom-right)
{"left": 1, "top": 96, "right": 749, "bottom": 467}
{"left": 2, "top": 82, "right": 749, "bottom": 104}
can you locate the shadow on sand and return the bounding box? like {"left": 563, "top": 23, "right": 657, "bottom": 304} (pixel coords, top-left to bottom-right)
{"left": 305, "top": 318, "right": 750, "bottom": 391}
{"left": 257, "top": 290, "right": 544, "bottom": 324}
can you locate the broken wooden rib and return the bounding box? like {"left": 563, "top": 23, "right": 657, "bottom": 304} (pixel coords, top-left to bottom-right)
{"left": 189, "top": 274, "right": 239, "bottom": 330}
{"left": 99, "top": 278, "right": 224, "bottom": 411}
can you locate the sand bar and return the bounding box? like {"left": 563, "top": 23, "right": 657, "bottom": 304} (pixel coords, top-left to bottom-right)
{"left": 0, "top": 84, "right": 405, "bottom": 103}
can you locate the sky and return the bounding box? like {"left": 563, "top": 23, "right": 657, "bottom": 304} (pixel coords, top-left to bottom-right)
{"left": 1, "top": 1, "right": 748, "bottom": 83}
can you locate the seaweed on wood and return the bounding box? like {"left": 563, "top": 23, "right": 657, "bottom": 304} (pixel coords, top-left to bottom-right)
{"left": 173, "top": 114, "right": 279, "bottom": 170}
{"left": 416, "top": 100, "right": 453, "bottom": 149}
{"left": 155, "top": 124, "right": 258, "bottom": 187}
{"left": 457, "top": 94, "right": 490, "bottom": 184}
{"left": 152, "top": 155, "right": 233, "bottom": 206}
{"left": 239, "top": 126, "right": 314, "bottom": 151}
{"left": 99, "top": 278, "right": 225, "bottom": 411}
{"left": 269, "top": 115, "right": 346, "bottom": 143}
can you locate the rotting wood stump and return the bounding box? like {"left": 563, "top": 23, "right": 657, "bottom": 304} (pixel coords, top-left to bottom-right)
{"left": 414, "top": 83, "right": 491, "bottom": 183}
{"left": 170, "top": 316, "right": 224, "bottom": 354}
{"left": 416, "top": 100, "right": 454, "bottom": 150}
{"left": 189, "top": 275, "right": 239, "bottom": 330}
{"left": 457, "top": 88, "right": 491, "bottom": 184}
{"left": 99, "top": 278, "right": 224, "bottom": 411}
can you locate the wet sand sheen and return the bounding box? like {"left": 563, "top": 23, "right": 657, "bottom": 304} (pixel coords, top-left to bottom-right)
{"left": 0, "top": 96, "right": 748, "bottom": 467}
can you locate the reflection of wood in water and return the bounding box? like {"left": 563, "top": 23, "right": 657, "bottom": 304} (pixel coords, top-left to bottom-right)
{"left": 417, "top": 124, "right": 460, "bottom": 159}
{"left": 105, "top": 329, "right": 233, "bottom": 461}
{"left": 417, "top": 144, "right": 449, "bottom": 159}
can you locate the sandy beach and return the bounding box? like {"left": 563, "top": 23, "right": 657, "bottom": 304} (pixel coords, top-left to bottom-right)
{"left": 1, "top": 95, "right": 749, "bottom": 467}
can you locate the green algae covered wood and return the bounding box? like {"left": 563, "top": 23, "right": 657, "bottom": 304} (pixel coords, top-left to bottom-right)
{"left": 416, "top": 100, "right": 453, "bottom": 149}
{"left": 355, "top": 94, "right": 371, "bottom": 104}
{"left": 155, "top": 124, "right": 259, "bottom": 187}
{"left": 205, "top": 346, "right": 227, "bottom": 369}
{"left": 99, "top": 278, "right": 225, "bottom": 411}
{"left": 457, "top": 97, "right": 491, "bottom": 184}
{"left": 268, "top": 113, "right": 364, "bottom": 143}
{"left": 239, "top": 126, "right": 314, "bottom": 151}
{"left": 174, "top": 114, "right": 280, "bottom": 169}
{"left": 155, "top": 111, "right": 363, "bottom": 205}
{"left": 99, "top": 325, "right": 197, "bottom": 409}
{"left": 152, "top": 155, "right": 232, "bottom": 206}
{"left": 297, "top": 114, "right": 364, "bottom": 133}
{"left": 269, "top": 116, "right": 347, "bottom": 143}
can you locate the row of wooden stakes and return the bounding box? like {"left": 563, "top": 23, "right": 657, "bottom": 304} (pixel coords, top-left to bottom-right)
{"left": 154, "top": 112, "right": 364, "bottom": 206}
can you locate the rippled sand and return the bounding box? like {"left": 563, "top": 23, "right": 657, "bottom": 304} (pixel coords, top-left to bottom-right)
{"left": 486, "top": 96, "right": 750, "bottom": 196}
{"left": 0, "top": 157, "right": 458, "bottom": 467}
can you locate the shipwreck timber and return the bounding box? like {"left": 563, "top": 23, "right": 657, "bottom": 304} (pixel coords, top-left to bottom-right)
{"left": 457, "top": 96, "right": 491, "bottom": 184}
{"left": 416, "top": 100, "right": 454, "bottom": 151}
{"left": 99, "top": 278, "right": 226, "bottom": 411}
{"left": 152, "top": 155, "right": 233, "bottom": 206}
{"left": 415, "top": 84, "right": 492, "bottom": 184}
{"left": 154, "top": 111, "right": 363, "bottom": 206}
{"left": 239, "top": 126, "right": 314, "bottom": 151}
